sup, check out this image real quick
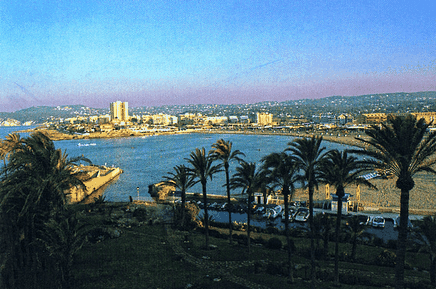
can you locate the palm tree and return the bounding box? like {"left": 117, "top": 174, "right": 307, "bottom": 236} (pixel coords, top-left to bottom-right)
{"left": 318, "top": 149, "right": 375, "bottom": 285}
{"left": 0, "top": 132, "right": 90, "bottom": 288}
{"left": 185, "top": 147, "right": 222, "bottom": 250}
{"left": 209, "top": 139, "right": 245, "bottom": 244}
{"left": 414, "top": 216, "right": 436, "bottom": 285}
{"left": 261, "top": 151, "right": 299, "bottom": 281}
{"left": 287, "top": 136, "right": 326, "bottom": 287}
{"left": 0, "top": 133, "right": 23, "bottom": 176}
{"left": 345, "top": 215, "right": 366, "bottom": 261}
{"left": 163, "top": 164, "right": 197, "bottom": 228}
{"left": 230, "top": 161, "right": 262, "bottom": 255}
{"left": 353, "top": 114, "right": 436, "bottom": 289}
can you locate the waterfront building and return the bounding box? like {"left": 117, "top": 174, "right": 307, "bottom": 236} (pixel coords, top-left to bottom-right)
{"left": 356, "top": 113, "right": 387, "bottom": 124}
{"left": 110, "top": 101, "right": 129, "bottom": 122}
{"left": 256, "top": 112, "right": 273, "bottom": 125}
{"left": 411, "top": 112, "right": 436, "bottom": 124}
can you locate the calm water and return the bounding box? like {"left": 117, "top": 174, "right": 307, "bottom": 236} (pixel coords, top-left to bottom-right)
{"left": 0, "top": 127, "right": 351, "bottom": 202}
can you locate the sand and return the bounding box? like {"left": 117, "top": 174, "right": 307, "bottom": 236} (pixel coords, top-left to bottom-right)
{"left": 291, "top": 171, "right": 436, "bottom": 215}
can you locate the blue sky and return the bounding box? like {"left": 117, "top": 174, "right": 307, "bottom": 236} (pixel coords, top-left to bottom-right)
{"left": 1, "top": 0, "right": 435, "bottom": 111}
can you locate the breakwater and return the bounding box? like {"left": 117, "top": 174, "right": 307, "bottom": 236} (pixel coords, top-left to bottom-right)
{"left": 67, "top": 166, "right": 123, "bottom": 203}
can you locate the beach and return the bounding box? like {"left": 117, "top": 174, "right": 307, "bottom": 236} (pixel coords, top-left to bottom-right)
{"left": 16, "top": 127, "right": 436, "bottom": 215}
{"left": 292, "top": 171, "right": 436, "bottom": 215}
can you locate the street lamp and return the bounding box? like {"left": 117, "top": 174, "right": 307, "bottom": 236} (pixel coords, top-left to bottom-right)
{"left": 137, "top": 187, "right": 139, "bottom": 201}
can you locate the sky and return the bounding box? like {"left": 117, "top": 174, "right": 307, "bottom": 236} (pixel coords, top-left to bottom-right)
{"left": 0, "top": 0, "right": 435, "bottom": 112}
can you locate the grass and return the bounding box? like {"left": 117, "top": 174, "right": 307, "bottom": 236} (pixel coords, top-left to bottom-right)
{"left": 70, "top": 204, "right": 433, "bottom": 289}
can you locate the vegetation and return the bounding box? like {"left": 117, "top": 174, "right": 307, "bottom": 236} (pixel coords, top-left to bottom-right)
{"left": 353, "top": 114, "right": 436, "bottom": 289}
{"left": 287, "top": 136, "right": 326, "bottom": 288}
{"left": 0, "top": 132, "right": 91, "bottom": 289}
{"left": 209, "top": 139, "right": 245, "bottom": 244}
{"left": 185, "top": 147, "right": 222, "bottom": 250}
{"left": 261, "top": 151, "right": 299, "bottom": 281}
{"left": 229, "top": 161, "right": 262, "bottom": 254}
{"left": 318, "top": 149, "right": 375, "bottom": 285}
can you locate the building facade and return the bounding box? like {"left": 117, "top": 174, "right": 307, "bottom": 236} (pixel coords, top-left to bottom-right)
{"left": 256, "top": 112, "right": 273, "bottom": 125}
{"left": 110, "top": 101, "right": 129, "bottom": 122}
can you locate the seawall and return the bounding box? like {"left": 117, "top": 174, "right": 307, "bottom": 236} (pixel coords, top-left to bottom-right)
{"left": 67, "top": 166, "right": 123, "bottom": 203}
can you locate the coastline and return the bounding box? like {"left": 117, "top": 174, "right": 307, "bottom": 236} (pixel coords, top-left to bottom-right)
{"left": 18, "top": 127, "right": 436, "bottom": 215}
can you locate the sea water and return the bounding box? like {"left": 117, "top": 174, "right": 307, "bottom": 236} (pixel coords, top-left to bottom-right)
{"left": 0, "top": 127, "right": 352, "bottom": 202}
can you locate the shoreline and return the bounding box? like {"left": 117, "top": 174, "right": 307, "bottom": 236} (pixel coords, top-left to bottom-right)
{"left": 19, "top": 127, "right": 366, "bottom": 148}
{"left": 17, "top": 127, "right": 436, "bottom": 216}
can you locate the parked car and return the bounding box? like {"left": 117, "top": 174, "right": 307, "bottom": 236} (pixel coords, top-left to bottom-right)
{"left": 372, "top": 216, "right": 385, "bottom": 228}
{"left": 294, "top": 208, "right": 310, "bottom": 222}
{"left": 357, "top": 215, "right": 370, "bottom": 226}
{"left": 254, "top": 205, "right": 265, "bottom": 214}
{"left": 393, "top": 216, "right": 413, "bottom": 229}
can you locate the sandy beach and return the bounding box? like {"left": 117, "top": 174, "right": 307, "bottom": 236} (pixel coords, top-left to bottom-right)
{"left": 292, "top": 171, "right": 436, "bottom": 215}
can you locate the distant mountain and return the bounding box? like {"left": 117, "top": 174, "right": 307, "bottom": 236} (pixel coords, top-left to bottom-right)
{"left": 1, "top": 91, "right": 436, "bottom": 124}
{"left": 0, "top": 105, "right": 108, "bottom": 124}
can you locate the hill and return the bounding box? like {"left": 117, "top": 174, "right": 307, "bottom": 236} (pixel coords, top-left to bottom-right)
{"left": 1, "top": 91, "right": 436, "bottom": 124}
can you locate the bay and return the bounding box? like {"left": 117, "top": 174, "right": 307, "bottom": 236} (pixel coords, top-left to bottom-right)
{"left": 0, "top": 128, "right": 352, "bottom": 202}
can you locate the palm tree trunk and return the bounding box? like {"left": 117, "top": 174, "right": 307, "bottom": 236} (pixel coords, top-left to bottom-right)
{"left": 225, "top": 166, "right": 233, "bottom": 244}
{"left": 284, "top": 189, "right": 294, "bottom": 283}
{"left": 351, "top": 235, "right": 357, "bottom": 260}
{"left": 202, "top": 182, "right": 210, "bottom": 250}
{"left": 395, "top": 188, "right": 410, "bottom": 289}
{"left": 308, "top": 184, "right": 316, "bottom": 289}
{"left": 430, "top": 255, "right": 435, "bottom": 285}
{"left": 247, "top": 192, "right": 251, "bottom": 255}
{"left": 334, "top": 196, "right": 343, "bottom": 285}
{"left": 181, "top": 189, "right": 186, "bottom": 229}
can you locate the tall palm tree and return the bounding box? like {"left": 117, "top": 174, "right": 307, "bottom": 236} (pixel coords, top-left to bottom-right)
{"left": 209, "top": 139, "right": 245, "bottom": 244}
{"left": 0, "top": 132, "right": 90, "bottom": 288}
{"left": 345, "top": 215, "right": 366, "bottom": 261}
{"left": 318, "top": 149, "right": 374, "bottom": 285}
{"left": 185, "top": 147, "right": 222, "bottom": 250}
{"left": 414, "top": 216, "right": 436, "bottom": 285}
{"left": 353, "top": 114, "right": 436, "bottom": 289}
{"left": 163, "top": 164, "right": 197, "bottom": 228}
{"left": 230, "top": 161, "right": 262, "bottom": 255}
{"left": 287, "top": 136, "right": 326, "bottom": 288}
{"left": 261, "top": 151, "right": 299, "bottom": 281}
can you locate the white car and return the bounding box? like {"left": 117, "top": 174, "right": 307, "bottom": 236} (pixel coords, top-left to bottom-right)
{"left": 294, "top": 208, "right": 310, "bottom": 222}
{"left": 372, "top": 216, "right": 385, "bottom": 228}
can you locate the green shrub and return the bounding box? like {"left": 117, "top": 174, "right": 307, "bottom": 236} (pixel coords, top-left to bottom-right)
{"left": 374, "top": 249, "right": 396, "bottom": 267}
{"left": 266, "top": 237, "right": 282, "bottom": 250}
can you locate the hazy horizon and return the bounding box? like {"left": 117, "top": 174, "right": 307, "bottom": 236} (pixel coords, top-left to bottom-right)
{"left": 1, "top": 1, "right": 435, "bottom": 112}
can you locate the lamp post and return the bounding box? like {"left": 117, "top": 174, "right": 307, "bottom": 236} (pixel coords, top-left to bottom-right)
{"left": 137, "top": 187, "right": 139, "bottom": 202}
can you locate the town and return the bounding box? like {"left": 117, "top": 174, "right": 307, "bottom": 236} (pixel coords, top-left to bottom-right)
{"left": 2, "top": 91, "right": 436, "bottom": 139}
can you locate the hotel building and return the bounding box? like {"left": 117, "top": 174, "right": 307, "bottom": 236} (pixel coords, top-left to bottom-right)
{"left": 110, "top": 101, "right": 129, "bottom": 122}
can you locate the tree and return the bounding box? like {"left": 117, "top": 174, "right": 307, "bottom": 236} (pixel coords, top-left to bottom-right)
{"left": 163, "top": 164, "right": 197, "bottom": 228}
{"left": 414, "top": 216, "right": 436, "bottom": 285}
{"left": 261, "top": 151, "right": 299, "bottom": 281}
{"left": 318, "top": 149, "right": 374, "bottom": 285}
{"left": 209, "top": 139, "right": 245, "bottom": 244}
{"left": 287, "top": 136, "right": 326, "bottom": 288}
{"left": 0, "top": 132, "right": 90, "bottom": 289}
{"left": 185, "top": 148, "right": 222, "bottom": 250}
{"left": 229, "top": 161, "right": 262, "bottom": 255}
{"left": 0, "top": 133, "right": 23, "bottom": 176}
{"left": 353, "top": 114, "right": 436, "bottom": 289}
{"left": 345, "top": 215, "right": 366, "bottom": 261}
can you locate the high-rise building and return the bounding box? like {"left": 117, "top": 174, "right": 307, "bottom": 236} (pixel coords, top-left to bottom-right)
{"left": 256, "top": 112, "right": 273, "bottom": 125}
{"left": 110, "top": 101, "right": 128, "bottom": 122}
